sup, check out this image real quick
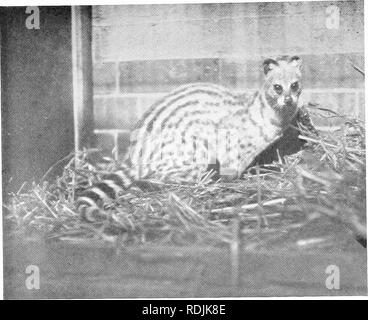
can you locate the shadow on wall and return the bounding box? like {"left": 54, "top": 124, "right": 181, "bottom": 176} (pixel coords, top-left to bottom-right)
{"left": 1, "top": 6, "right": 74, "bottom": 199}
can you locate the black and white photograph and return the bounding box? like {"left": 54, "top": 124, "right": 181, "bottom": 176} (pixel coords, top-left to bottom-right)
{"left": 1, "top": 0, "right": 366, "bottom": 299}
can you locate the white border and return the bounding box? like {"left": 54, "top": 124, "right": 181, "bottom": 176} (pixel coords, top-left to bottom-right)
{"left": 0, "top": 0, "right": 366, "bottom": 300}
{"left": 0, "top": 0, "right": 347, "bottom": 6}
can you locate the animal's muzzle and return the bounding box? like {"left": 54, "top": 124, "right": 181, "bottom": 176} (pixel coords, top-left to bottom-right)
{"left": 284, "top": 95, "right": 293, "bottom": 105}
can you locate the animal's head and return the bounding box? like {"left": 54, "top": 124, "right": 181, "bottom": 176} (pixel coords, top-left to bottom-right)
{"left": 262, "top": 56, "right": 302, "bottom": 124}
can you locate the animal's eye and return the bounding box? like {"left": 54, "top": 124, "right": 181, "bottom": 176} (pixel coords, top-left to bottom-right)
{"left": 291, "top": 82, "right": 299, "bottom": 91}
{"left": 273, "top": 84, "right": 283, "bottom": 93}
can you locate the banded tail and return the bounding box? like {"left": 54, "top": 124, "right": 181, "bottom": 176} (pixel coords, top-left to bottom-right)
{"left": 76, "top": 163, "right": 135, "bottom": 221}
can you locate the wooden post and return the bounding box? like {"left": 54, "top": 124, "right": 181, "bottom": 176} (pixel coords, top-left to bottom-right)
{"left": 72, "top": 6, "right": 94, "bottom": 162}
{"left": 0, "top": 22, "right": 4, "bottom": 288}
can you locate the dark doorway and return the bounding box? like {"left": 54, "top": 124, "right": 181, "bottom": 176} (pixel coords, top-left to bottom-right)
{"left": 1, "top": 6, "right": 74, "bottom": 200}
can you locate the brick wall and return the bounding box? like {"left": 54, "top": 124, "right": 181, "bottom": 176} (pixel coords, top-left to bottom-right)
{"left": 91, "top": 1, "right": 364, "bottom": 158}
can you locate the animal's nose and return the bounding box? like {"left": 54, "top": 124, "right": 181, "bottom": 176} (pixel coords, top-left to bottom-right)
{"left": 285, "top": 95, "right": 293, "bottom": 105}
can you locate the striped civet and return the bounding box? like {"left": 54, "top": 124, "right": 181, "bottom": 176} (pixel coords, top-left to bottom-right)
{"left": 77, "top": 56, "right": 303, "bottom": 214}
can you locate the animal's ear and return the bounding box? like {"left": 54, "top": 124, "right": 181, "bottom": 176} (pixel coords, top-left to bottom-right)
{"left": 263, "top": 58, "right": 279, "bottom": 75}
{"left": 289, "top": 56, "right": 302, "bottom": 69}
